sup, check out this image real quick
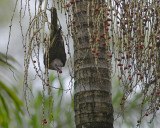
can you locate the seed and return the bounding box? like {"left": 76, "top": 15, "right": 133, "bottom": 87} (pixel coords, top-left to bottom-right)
{"left": 156, "top": 91, "right": 160, "bottom": 94}
{"left": 140, "top": 75, "right": 143, "bottom": 79}
{"left": 109, "top": 54, "right": 112, "bottom": 58}
{"left": 66, "top": 4, "right": 70, "bottom": 7}
{"left": 70, "top": 0, "right": 75, "bottom": 4}
{"left": 107, "top": 23, "right": 110, "bottom": 26}
{"left": 120, "top": 102, "right": 123, "bottom": 105}
{"left": 125, "top": 20, "right": 128, "bottom": 24}
{"left": 145, "top": 113, "right": 148, "bottom": 116}
{"left": 156, "top": 37, "right": 160, "bottom": 40}
{"left": 150, "top": 53, "right": 154, "bottom": 57}
{"left": 43, "top": 119, "right": 47, "bottom": 124}
{"left": 72, "top": 20, "right": 76, "bottom": 24}
{"left": 107, "top": 18, "right": 112, "bottom": 21}
{"left": 136, "top": 54, "right": 139, "bottom": 58}
{"left": 96, "top": 51, "right": 99, "bottom": 55}
{"left": 97, "top": 38, "right": 100, "bottom": 41}
{"left": 95, "top": 8, "right": 99, "bottom": 12}
{"left": 107, "top": 36, "right": 111, "bottom": 39}
{"left": 102, "top": 42, "right": 106, "bottom": 46}
{"left": 149, "top": 46, "right": 152, "bottom": 49}
{"left": 122, "top": 97, "right": 125, "bottom": 100}
{"left": 106, "top": 27, "right": 109, "bottom": 31}
{"left": 100, "top": 34, "right": 104, "bottom": 38}
{"left": 140, "top": 45, "right": 143, "bottom": 49}
{"left": 58, "top": 70, "right": 62, "bottom": 73}
{"left": 124, "top": 67, "right": 127, "bottom": 70}
{"left": 137, "top": 73, "right": 140, "bottom": 75}
{"left": 117, "top": 63, "right": 121, "bottom": 66}
{"left": 92, "top": 49, "right": 96, "bottom": 53}
{"left": 124, "top": 42, "right": 127, "bottom": 46}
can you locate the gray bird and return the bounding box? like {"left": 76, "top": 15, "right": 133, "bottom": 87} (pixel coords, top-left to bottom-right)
{"left": 44, "top": 7, "right": 66, "bottom": 73}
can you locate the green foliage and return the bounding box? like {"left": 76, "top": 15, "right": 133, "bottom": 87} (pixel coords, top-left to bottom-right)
{"left": 0, "top": 52, "right": 75, "bottom": 128}
{"left": 26, "top": 76, "right": 75, "bottom": 128}
{"left": 0, "top": 52, "right": 23, "bottom": 128}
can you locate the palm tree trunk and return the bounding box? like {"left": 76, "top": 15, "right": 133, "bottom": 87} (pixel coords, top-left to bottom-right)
{"left": 73, "top": 1, "right": 114, "bottom": 128}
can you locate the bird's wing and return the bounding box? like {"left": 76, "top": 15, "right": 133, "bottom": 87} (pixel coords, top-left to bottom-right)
{"left": 50, "top": 27, "right": 61, "bottom": 48}
{"left": 49, "top": 29, "right": 66, "bottom": 66}
{"left": 44, "top": 7, "right": 66, "bottom": 69}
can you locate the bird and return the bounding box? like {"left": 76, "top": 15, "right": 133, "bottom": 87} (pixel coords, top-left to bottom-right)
{"left": 44, "top": 7, "right": 66, "bottom": 73}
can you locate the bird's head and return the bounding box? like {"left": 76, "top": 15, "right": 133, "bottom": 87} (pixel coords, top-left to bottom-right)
{"left": 51, "top": 58, "right": 63, "bottom": 72}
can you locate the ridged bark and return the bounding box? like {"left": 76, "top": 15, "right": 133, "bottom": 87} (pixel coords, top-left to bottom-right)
{"left": 73, "top": 1, "right": 113, "bottom": 128}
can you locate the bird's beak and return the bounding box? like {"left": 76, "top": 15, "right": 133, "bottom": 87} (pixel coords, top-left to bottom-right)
{"left": 56, "top": 66, "right": 62, "bottom": 73}
{"left": 55, "top": 64, "right": 62, "bottom": 71}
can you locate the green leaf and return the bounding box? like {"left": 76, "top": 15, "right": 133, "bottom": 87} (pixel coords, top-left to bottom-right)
{"left": 71, "top": 99, "right": 74, "bottom": 109}
{"left": 135, "top": 93, "right": 142, "bottom": 100}
{"left": 0, "top": 81, "right": 24, "bottom": 111}
{"left": 0, "top": 103, "right": 8, "bottom": 128}
{"left": 34, "top": 92, "right": 42, "bottom": 109}
{"left": 14, "top": 110, "right": 22, "bottom": 127}
{"left": 49, "top": 73, "right": 56, "bottom": 83}
{"left": 0, "top": 52, "right": 17, "bottom": 63}
{"left": 130, "top": 102, "right": 137, "bottom": 109}
{"left": 58, "top": 88, "right": 62, "bottom": 96}
{"left": 0, "top": 94, "right": 9, "bottom": 119}
{"left": 112, "top": 90, "right": 123, "bottom": 104}
{"left": 0, "top": 52, "right": 20, "bottom": 69}
{"left": 0, "top": 58, "right": 15, "bottom": 69}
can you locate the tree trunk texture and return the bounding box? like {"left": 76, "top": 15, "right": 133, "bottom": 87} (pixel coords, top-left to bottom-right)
{"left": 73, "top": 1, "right": 114, "bottom": 128}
